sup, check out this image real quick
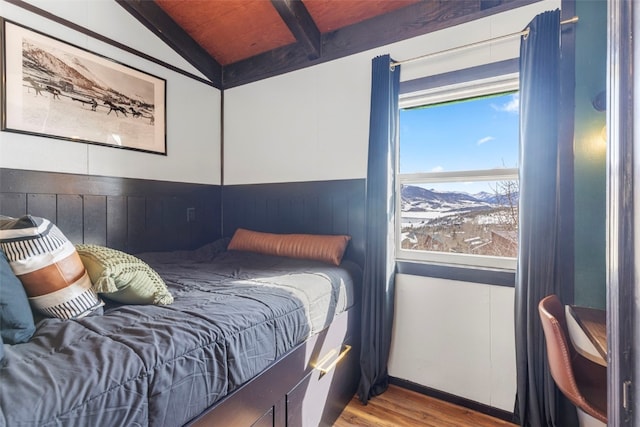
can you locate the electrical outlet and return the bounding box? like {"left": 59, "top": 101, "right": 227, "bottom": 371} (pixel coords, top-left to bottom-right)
{"left": 186, "top": 207, "right": 196, "bottom": 222}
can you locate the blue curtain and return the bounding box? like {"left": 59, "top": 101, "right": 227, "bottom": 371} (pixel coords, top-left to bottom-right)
{"left": 357, "top": 54, "right": 400, "bottom": 404}
{"left": 514, "top": 10, "right": 578, "bottom": 427}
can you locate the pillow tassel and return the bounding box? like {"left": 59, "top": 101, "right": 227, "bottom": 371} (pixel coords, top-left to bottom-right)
{"left": 92, "top": 276, "right": 119, "bottom": 294}
{"left": 154, "top": 293, "right": 174, "bottom": 305}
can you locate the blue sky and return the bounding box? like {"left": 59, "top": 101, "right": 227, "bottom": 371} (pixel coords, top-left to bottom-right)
{"left": 399, "top": 92, "right": 519, "bottom": 175}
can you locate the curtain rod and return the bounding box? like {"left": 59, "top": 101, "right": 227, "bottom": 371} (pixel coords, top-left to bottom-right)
{"left": 390, "top": 16, "right": 579, "bottom": 69}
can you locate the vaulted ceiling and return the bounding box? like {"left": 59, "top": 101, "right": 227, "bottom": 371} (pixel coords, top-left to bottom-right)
{"left": 117, "top": 0, "right": 539, "bottom": 89}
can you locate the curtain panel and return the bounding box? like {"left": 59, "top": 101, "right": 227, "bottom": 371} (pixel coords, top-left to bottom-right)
{"left": 514, "top": 9, "right": 578, "bottom": 427}
{"left": 358, "top": 54, "right": 400, "bottom": 404}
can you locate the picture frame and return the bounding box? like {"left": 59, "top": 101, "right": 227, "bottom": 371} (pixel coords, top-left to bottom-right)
{"left": 1, "top": 19, "right": 167, "bottom": 155}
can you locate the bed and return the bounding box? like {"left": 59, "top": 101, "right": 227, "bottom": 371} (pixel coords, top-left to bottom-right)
{"left": 0, "top": 224, "right": 362, "bottom": 427}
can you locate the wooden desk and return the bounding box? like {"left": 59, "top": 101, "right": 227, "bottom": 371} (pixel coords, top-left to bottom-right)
{"left": 566, "top": 305, "right": 607, "bottom": 367}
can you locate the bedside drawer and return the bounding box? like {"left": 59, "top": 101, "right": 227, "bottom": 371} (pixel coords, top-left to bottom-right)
{"left": 286, "top": 308, "right": 360, "bottom": 427}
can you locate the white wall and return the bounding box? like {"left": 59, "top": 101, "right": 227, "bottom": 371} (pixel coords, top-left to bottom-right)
{"left": 389, "top": 274, "right": 517, "bottom": 411}
{"left": 0, "top": 0, "right": 221, "bottom": 185}
{"left": 224, "top": 0, "right": 560, "bottom": 412}
{"left": 224, "top": 58, "right": 371, "bottom": 185}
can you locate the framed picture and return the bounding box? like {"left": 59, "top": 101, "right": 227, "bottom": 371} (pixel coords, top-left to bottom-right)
{"left": 1, "top": 19, "right": 167, "bottom": 155}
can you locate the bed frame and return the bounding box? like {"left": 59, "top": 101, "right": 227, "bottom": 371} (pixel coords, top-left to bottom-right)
{"left": 0, "top": 167, "right": 366, "bottom": 426}
{"left": 188, "top": 304, "right": 361, "bottom": 426}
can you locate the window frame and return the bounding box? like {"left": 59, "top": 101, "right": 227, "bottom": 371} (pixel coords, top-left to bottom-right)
{"left": 396, "top": 70, "right": 520, "bottom": 271}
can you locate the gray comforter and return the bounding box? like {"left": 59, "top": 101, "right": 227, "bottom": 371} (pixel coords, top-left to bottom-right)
{"left": 0, "top": 249, "right": 360, "bottom": 427}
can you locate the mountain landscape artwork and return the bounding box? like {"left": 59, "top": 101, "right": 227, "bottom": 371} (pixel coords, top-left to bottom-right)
{"left": 2, "top": 20, "right": 166, "bottom": 154}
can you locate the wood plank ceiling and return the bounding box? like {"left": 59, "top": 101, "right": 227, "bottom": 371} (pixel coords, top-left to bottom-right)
{"left": 117, "top": 0, "right": 540, "bottom": 89}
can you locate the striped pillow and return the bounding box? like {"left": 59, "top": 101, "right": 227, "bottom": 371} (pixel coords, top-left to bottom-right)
{"left": 0, "top": 215, "right": 103, "bottom": 319}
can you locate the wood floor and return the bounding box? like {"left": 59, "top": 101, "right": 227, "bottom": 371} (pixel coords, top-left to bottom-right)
{"left": 333, "top": 385, "right": 517, "bottom": 427}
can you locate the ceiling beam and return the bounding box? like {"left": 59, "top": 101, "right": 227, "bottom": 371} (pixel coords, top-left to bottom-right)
{"left": 224, "top": 0, "right": 541, "bottom": 88}
{"left": 270, "top": 0, "right": 321, "bottom": 60}
{"left": 116, "top": 0, "right": 223, "bottom": 88}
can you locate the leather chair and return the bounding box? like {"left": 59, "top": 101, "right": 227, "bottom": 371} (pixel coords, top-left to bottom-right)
{"left": 538, "top": 294, "right": 607, "bottom": 426}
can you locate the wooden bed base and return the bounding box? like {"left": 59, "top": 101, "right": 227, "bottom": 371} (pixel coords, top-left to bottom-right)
{"left": 187, "top": 305, "right": 361, "bottom": 427}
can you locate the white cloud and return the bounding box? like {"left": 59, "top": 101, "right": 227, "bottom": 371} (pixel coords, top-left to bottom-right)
{"left": 431, "top": 166, "right": 444, "bottom": 172}
{"left": 492, "top": 93, "right": 519, "bottom": 114}
{"left": 477, "top": 136, "right": 494, "bottom": 145}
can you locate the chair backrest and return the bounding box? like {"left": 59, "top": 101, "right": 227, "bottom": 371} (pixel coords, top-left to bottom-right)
{"left": 538, "top": 294, "right": 584, "bottom": 403}
{"left": 538, "top": 294, "right": 607, "bottom": 424}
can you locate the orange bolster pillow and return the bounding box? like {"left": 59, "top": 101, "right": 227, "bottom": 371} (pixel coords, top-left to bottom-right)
{"left": 228, "top": 228, "right": 351, "bottom": 266}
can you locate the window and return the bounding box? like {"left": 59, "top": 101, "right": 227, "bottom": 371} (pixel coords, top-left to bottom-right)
{"left": 397, "top": 74, "right": 519, "bottom": 270}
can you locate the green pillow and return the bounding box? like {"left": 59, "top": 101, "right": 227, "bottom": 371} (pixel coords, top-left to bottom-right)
{"left": 75, "top": 244, "right": 173, "bottom": 305}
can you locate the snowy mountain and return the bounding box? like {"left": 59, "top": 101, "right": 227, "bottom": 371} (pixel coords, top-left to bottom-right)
{"left": 401, "top": 184, "right": 518, "bottom": 213}
{"left": 474, "top": 189, "right": 520, "bottom": 205}
{"left": 22, "top": 42, "right": 101, "bottom": 91}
